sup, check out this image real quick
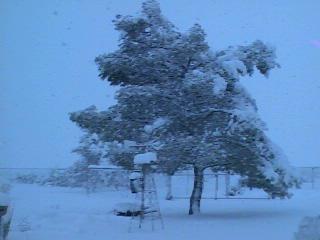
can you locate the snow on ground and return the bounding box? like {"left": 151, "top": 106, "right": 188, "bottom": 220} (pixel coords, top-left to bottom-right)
{"left": 7, "top": 181, "right": 320, "bottom": 240}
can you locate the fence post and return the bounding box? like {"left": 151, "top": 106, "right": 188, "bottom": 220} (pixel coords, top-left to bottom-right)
{"left": 311, "top": 167, "right": 315, "bottom": 189}
{"left": 214, "top": 174, "right": 219, "bottom": 200}
{"left": 186, "top": 173, "right": 190, "bottom": 196}
{"left": 225, "top": 173, "right": 230, "bottom": 198}
{"left": 86, "top": 166, "right": 91, "bottom": 195}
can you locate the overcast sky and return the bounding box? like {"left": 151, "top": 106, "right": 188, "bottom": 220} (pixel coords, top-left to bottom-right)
{"left": 1, "top": 0, "right": 319, "bottom": 168}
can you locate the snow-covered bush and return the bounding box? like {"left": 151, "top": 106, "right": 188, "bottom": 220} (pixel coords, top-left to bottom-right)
{"left": 14, "top": 161, "right": 129, "bottom": 191}
{"left": 43, "top": 162, "right": 129, "bottom": 191}
{"left": 294, "top": 216, "right": 320, "bottom": 240}
{"left": 15, "top": 173, "right": 44, "bottom": 185}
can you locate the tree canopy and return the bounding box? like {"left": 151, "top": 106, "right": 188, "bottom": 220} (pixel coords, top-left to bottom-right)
{"left": 70, "top": 0, "right": 298, "bottom": 214}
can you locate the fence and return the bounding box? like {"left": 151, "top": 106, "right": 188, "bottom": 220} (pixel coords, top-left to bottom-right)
{"left": 170, "top": 167, "right": 320, "bottom": 200}
{"left": 1, "top": 166, "right": 320, "bottom": 198}
{"left": 0, "top": 167, "right": 130, "bottom": 193}
{"left": 296, "top": 167, "right": 320, "bottom": 189}
{"left": 0, "top": 168, "right": 59, "bottom": 183}
{"left": 171, "top": 171, "right": 270, "bottom": 200}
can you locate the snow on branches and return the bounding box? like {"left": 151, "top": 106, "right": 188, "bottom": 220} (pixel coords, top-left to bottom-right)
{"left": 71, "top": 0, "right": 298, "bottom": 214}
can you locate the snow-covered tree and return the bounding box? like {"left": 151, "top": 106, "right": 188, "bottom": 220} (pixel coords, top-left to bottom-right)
{"left": 70, "top": 0, "right": 298, "bottom": 214}
{"left": 43, "top": 134, "right": 127, "bottom": 190}
{"left": 72, "top": 133, "right": 103, "bottom": 167}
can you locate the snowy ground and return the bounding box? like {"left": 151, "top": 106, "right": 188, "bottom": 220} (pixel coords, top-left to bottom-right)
{"left": 7, "top": 181, "right": 320, "bottom": 240}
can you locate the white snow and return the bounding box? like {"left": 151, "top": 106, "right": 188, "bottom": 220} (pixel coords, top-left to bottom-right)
{"left": 129, "top": 172, "right": 141, "bottom": 180}
{"left": 123, "top": 140, "right": 137, "bottom": 149}
{"left": 7, "top": 181, "right": 320, "bottom": 240}
{"left": 216, "top": 49, "right": 247, "bottom": 78}
{"left": 88, "top": 164, "right": 120, "bottom": 169}
{"left": 144, "top": 118, "right": 169, "bottom": 134}
{"left": 2, "top": 0, "right": 320, "bottom": 239}
{"left": 134, "top": 152, "right": 157, "bottom": 165}
{"left": 213, "top": 75, "right": 227, "bottom": 95}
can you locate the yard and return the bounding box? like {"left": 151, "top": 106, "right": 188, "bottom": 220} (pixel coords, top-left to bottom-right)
{"left": 7, "top": 182, "right": 320, "bottom": 240}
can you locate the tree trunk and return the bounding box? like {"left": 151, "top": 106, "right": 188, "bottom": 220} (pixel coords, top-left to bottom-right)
{"left": 165, "top": 174, "right": 173, "bottom": 200}
{"left": 189, "top": 166, "right": 204, "bottom": 215}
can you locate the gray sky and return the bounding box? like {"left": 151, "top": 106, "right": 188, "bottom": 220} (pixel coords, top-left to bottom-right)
{"left": 1, "top": 0, "right": 319, "bottom": 168}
